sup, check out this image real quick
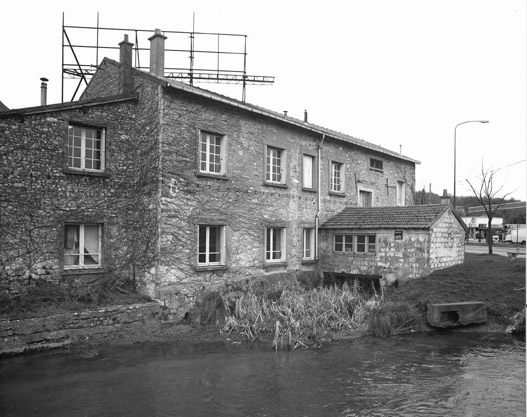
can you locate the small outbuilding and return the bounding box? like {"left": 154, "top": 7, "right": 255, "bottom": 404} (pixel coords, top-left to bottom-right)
{"left": 318, "top": 204, "right": 467, "bottom": 283}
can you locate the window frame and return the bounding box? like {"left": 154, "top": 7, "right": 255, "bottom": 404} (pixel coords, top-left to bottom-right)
{"left": 303, "top": 227, "right": 315, "bottom": 260}
{"left": 302, "top": 154, "right": 316, "bottom": 191}
{"left": 63, "top": 223, "right": 103, "bottom": 269}
{"left": 66, "top": 124, "right": 106, "bottom": 173}
{"left": 265, "top": 227, "right": 286, "bottom": 263}
{"left": 369, "top": 158, "right": 384, "bottom": 172}
{"left": 197, "top": 224, "right": 226, "bottom": 267}
{"left": 358, "top": 189, "right": 373, "bottom": 207}
{"left": 333, "top": 234, "right": 376, "bottom": 254}
{"left": 265, "top": 145, "right": 286, "bottom": 186}
{"left": 198, "top": 131, "right": 226, "bottom": 176}
{"left": 397, "top": 181, "right": 406, "bottom": 206}
{"left": 329, "top": 161, "right": 345, "bottom": 194}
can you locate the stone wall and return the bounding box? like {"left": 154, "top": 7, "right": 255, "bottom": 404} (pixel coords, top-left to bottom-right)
{"left": 318, "top": 229, "right": 431, "bottom": 279}
{"left": 0, "top": 302, "right": 162, "bottom": 355}
{"left": 152, "top": 87, "right": 416, "bottom": 307}
{"left": 429, "top": 210, "right": 466, "bottom": 270}
{"left": 0, "top": 77, "right": 160, "bottom": 296}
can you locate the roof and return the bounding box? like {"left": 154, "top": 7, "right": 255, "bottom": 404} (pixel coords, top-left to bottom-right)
{"left": 163, "top": 78, "right": 420, "bottom": 165}
{"left": 0, "top": 100, "right": 9, "bottom": 112}
{"left": 320, "top": 204, "right": 467, "bottom": 230}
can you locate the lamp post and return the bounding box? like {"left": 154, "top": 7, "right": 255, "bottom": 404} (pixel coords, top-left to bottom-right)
{"left": 453, "top": 120, "right": 489, "bottom": 209}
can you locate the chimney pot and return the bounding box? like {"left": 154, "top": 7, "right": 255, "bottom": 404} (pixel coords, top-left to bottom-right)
{"left": 148, "top": 28, "right": 167, "bottom": 77}
{"left": 40, "top": 77, "right": 48, "bottom": 106}
{"left": 304, "top": 109, "right": 308, "bottom": 123}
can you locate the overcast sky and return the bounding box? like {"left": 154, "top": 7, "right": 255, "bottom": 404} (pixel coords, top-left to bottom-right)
{"left": 1, "top": 0, "right": 525, "bottom": 201}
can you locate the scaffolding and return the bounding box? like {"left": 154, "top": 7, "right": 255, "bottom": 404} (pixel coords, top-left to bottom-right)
{"left": 62, "top": 13, "right": 275, "bottom": 103}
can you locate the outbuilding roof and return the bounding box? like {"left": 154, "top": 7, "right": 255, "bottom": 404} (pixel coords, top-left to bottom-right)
{"left": 320, "top": 204, "right": 467, "bottom": 230}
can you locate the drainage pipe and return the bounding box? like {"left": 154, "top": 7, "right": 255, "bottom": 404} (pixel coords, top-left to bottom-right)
{"left": 315, "top": 133, "right": 326, "bottom": 261}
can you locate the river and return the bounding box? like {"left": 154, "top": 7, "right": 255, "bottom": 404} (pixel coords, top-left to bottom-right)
{"left": 0, "top": 332, "right": 524, "bottom": 417}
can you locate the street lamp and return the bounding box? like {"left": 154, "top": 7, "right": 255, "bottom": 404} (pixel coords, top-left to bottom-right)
{"left": 453, "top": 120, "right": 489, "bottom": 209}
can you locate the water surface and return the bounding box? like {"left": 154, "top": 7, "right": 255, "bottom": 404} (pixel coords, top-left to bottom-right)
{"left": 1, "top": 332, "right": 524, "bottom": 416}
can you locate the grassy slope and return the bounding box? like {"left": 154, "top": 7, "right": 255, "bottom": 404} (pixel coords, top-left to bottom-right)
{"left": 386, "top": 253, "right": 526, "bottom": 325}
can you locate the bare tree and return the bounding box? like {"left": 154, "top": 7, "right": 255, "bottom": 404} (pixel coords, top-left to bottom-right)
{"left": 466, "top": 164, "right": 513, "bottom": 254}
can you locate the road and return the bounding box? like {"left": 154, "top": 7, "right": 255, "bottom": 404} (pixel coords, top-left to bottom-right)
{"left": 465, "top": 243, "right": 526, "bottom": 258}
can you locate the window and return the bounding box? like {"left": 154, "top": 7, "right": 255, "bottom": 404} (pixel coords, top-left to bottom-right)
{"left": 266, "top": 227, "right": 286, "bottom": 262}
{"left": 303, "top": 228, "right": 315, "bottom": 260}
{"left": 200, "top": 132, "right": 224, "bottom": 175}
{"left": 198, "top": 225, "right": 226, "bottom": 266}
{"left": 330, "top": 161, "right": 344, "bottom": 193}
{"left": 334, "top": 235, "right": 353, "bottom": 252}
{"left": 67, "top": 125, "right": 105, "bottom": 171}
{"left": 302, "top": 154, "right": 315, "bottom": 189}
{"left": 359, "top": 190, "right": 373, "bottom": 207}
{"left": 397, "top": 181, "right": 406, "bottom": 206}
{"left": 334, "top": 234, "right": 376, "bottom": 254}
{"left": 266, "top": 146, "right": 284, "bottom": 184}
{"left": 64, "top": 224, "right": 102, "bottom": 268}
{"left": 370, "top": 158, "right": 383, "bottom": 172}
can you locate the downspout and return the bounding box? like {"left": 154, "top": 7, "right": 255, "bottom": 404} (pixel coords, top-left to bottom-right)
{"left": 315, "top": 134, "right": 326, "bottom": 262}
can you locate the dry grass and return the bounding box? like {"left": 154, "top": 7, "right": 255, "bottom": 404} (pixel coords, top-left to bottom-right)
{"left": 218, "top": 282, "right": 380, "bottom": 349}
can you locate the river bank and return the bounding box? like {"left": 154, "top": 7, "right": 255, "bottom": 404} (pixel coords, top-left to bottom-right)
{"left": 1, "top": 253, "right": 524, "bottom": 356}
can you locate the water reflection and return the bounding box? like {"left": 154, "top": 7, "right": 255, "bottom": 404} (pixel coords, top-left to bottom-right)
{"left": 1, "top": 333, "right": 524, "bottom": 417}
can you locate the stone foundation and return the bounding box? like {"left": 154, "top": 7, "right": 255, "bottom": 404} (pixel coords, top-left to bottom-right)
{"left": 0, "top": 302, "right": 162, "bottom": 356}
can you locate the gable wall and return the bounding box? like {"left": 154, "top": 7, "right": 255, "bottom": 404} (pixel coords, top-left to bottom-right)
{"left": 429, "top": 211, "right": 466, "bottom": 270}
{"left": 0, "top": 80, "right": 160, "bottom": 296}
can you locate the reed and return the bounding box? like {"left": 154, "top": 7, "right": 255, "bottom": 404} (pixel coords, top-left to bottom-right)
{"left": 368, "top": 302, "right": 422, "bottom": 337}
{"left": 220, "top": 282, "right": 380, "bottom": 349}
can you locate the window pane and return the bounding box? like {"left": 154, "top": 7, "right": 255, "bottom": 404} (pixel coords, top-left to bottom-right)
{"left": 368, "top": 235, "right": 376, "bottom": 252}
{"left": 344, "top": 235, "right": 353, "bottom": 251}
{"left": 356, "top": 235, "right": 366, "bottom": 252}
{"left": 272, "top": 229, "right": 282, "bottom": 259}
{"left": 83, "top": 225, "right": 100, "bottom": 265}
{"left": 334, "top": 235, "right": 343, "bottom": 252}
{"left": 303, "top": 155, "right": 313, "bottom": 188}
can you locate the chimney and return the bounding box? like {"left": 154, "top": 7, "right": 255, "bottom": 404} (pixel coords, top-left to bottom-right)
{"left": 40, "top": 77, "right": 48, "bottom": 106}
{"left": 440, "top": 189, "right": 451, "bottom": 205}
{"left": 304, "top": 109, "right": 308, "bottom": 123}
{"left": 148, "top": 28, "right": 167, "bottom": 77}
{"left": 119, "top": 35, "right": 134, "bottom": 93}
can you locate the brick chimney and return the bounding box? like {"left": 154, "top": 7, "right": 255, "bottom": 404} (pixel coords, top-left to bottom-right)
{"left": 119, "top": 35, "right": 134, "bottom": 93}
{"left": 148, "top": 29, "right": 167, "bottom": 77}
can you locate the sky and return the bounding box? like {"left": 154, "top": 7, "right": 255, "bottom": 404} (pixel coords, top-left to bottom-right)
{"left": 1, "top": 0, "right": 526, "bottom": 201}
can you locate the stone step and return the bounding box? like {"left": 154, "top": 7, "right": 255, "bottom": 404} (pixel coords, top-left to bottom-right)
{"left": 427, "top": 302, "right": 487, "bottom": 328}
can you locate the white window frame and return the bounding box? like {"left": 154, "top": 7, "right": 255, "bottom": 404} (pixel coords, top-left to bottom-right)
{"left": 197, "top": 225, "right": 226, "bottom": 266}
{"left": 397, "top": 181, "right": 406, "bottom": 206}
{"left": 199, "top": 131, "right": 225, "bottom": 175}
{"left": 330, "top": 161, "right": 344, "bottom": 193}
{"left": 67, "top": 125, "right": 106, "bottom": 172}
{"left": 302, "top": 154, "right": 315, "bottom": 189}
{"left": 266, "top": 227, "right": 286, "bottom": 262}
{"left": 334, "top": 234, "right": 376, "bottom": 254}
{"left": 266, "top": 146, "right": 285, "bottom": 184}
{"left": 303, "top": 228, "right": 315, "bottom": 260}
{"left": 64, "top": 224, "right": 102, "bottom": 269}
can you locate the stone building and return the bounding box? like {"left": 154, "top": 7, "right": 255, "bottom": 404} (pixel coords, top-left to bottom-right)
{"left": 318, "top": 205, "right": 467, "bottom": 283}
{"left": 1, "top": 30, "right": 420, "bottom": 313}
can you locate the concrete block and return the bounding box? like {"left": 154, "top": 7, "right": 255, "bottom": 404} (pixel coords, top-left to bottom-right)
{"left": 427, "top": 302, "right": 486, "bottom": 328}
